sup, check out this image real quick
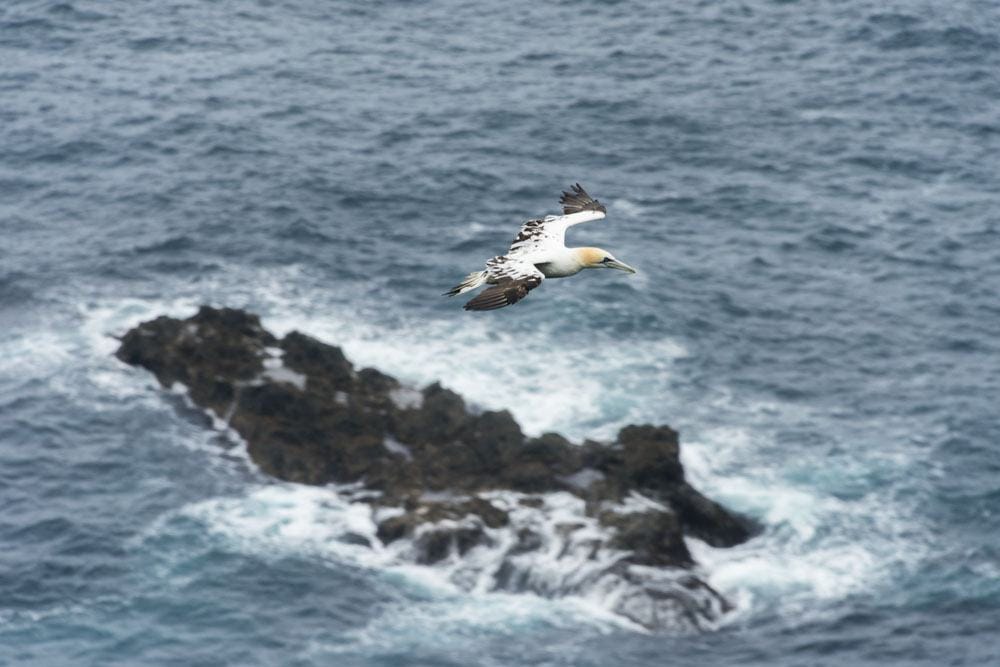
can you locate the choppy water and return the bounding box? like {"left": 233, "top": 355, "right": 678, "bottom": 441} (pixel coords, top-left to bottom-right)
{"left": 2, "top": 0, "right": 1000, "bottom": 664}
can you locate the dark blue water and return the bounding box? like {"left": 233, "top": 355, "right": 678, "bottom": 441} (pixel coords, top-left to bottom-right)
{"left": 3, "top": 0, "right": 1000, "bottom": 664}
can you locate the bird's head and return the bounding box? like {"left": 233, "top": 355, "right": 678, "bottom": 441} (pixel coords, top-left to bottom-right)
{"left": 577, "top": 247, "right": 637, "bottom": 273}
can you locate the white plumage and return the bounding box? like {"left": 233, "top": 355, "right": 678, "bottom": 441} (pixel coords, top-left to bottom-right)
{"left": 446, "top": 184, "right": 637, "bottom": 311}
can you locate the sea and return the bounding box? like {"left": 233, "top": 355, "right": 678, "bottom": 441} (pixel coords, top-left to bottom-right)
{"left": 2, "top": 0, "right": 999, "bottom": 664}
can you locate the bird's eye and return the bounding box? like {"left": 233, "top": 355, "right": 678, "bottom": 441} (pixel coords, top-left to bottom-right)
{"left": 602, "top": 257, "right": 612, "bottom": 263}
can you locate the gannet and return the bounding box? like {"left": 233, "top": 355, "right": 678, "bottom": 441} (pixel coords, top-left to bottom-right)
{"left": 445, "top": 184, "right": 637, "bottom": 311}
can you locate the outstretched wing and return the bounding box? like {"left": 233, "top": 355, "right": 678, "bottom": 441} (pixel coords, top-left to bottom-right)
{"left": 507, "top": 215, "right": 563, "bottom": 257}
{"left": 507, "top": 184, "right": 608, "bottom": 258}
{"left": 464, "top": 256, "right": 544, "bottom": 311}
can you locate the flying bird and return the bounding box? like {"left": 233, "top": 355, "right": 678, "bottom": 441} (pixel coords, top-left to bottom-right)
{"left": 445, "top": 184, "right": 636, "bottom": 311}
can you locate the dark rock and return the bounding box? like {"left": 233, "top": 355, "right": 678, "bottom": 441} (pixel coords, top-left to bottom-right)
{"left": 376, "top": 497, "right": 504, "bottom": 564}
{"left": 619, "top": 424, "right": 684, "bottom": 489}
{"left": 376, "top": 497, "right": 509, "bottom": 548}
{"left": 516, "top": 432, "right": 582, "bottom": 481}
{"left": 375, "top": 514, "right": 410, "bottom": 545}
{"left": 338, "top": 532, "right": 373, "bottom": 548}
{"left": 468, "top": 410, "right": 524, "bottom": 472}
{"left": 603, "top": 509, "right": 693, "bottom": 567}
{"left": 668, "top": 482, "right": 754, "bottom": 547}
{"left": 356, "top": 367, "right": 399, "bottom": 397}
{"left": 509, "top": 528, "right": 543, "bottom": 554}
{"left": 467, "top": 497, "right": 510, "bottom": 529}
{"left": 420, "top": 383, "right": 469, "bottom": 440}
{"left": 115, "top": 306, "right": 757, "bottom": 631}
{"left": 280, "top": 330, "right": 354, "bottom": 390}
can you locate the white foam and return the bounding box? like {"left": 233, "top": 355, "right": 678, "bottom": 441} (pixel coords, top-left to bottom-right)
{"left": 388, "top": 386, "right": 422, "bottom": 410}
{"left": 0, "top": 329, "right": 73, "bottom": 380}
{"left": 558, "top": 467, "right": 604, "bottom": 491}
{"left": 179, "top": 484, "right": 389, "bottom": 566}
{"left": 261, "top": 365, "right": 307, "bottom": 391}
{"left": 677, "top": 408, "right": 931, "bottom": 626}
{"left": 65, "top": 269, "right": 930, "bottom": 632}
{"left": 159, "top": 481, "right": 720, "bottom": 632}
{"left": 63, "top": 267, "right": 686, "bottom": 440}
{"left": 613, "top": 491, "right": 670, "bottom": 515}
{"left": 262, "top": 310, "right": 687, "bottom": 439}
{"left": 382, "top": 436, "right": 412, "bottom": 460}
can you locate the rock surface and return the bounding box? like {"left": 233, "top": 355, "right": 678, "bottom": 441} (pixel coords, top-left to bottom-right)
{"left": 116, "top": 306, "right": 755, "bottom": 630}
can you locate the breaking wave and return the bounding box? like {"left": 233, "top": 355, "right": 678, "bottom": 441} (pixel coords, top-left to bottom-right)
{"left": 66, "top": 269, "right": 930, "bottom": 633}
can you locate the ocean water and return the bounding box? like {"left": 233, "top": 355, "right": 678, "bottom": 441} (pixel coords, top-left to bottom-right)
{"left": 2, "top": 0, "right": 999, "bottom": 664}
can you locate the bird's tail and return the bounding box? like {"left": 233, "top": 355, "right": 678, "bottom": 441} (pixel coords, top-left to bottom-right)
{"left": 444, "top": 270, "right": 488, "bottom": 296}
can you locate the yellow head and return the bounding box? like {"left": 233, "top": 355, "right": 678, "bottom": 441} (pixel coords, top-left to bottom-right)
{"left": 575, "top": 247, "right": 637, "bottom": 273}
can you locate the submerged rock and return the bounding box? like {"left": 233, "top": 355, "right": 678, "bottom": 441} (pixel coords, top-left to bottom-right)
{"left": 117, "top": 306, "right": 755, "bottom": 631}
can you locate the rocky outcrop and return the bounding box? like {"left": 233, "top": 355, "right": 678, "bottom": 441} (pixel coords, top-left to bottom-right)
{"left": 116, "top": 306, "right": 755, "bottom": 630}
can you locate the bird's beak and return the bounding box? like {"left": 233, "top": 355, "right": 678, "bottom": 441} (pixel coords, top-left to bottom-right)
{"left": 606, "top": 259, "right": 637, "bottom": 274}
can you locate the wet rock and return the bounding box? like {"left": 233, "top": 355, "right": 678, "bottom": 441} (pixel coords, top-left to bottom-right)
{"left": 116, "top": 306, "right": 757, "bottom": 631}
{"left": 376, "top": 497, "right": 510, "bottom": 547}
{"left": 377, "top": 496, "right": 507, "bottom": 565}
{"left": 280, "top": 330, "right": 353, "bottom": 390}
{"left": 668, "top": 482, "right": 753, "bottom": 547}
{"left": 602, "top": 509, "right": 693, "bottom": 567}
{"left": 413, "top": 523, "right": 492, "bottom": 564}
{"left": 619, "top": 424, "right": 684, "bottom": 488}
{"left": 612, "top": 568, "right": 732, "bottom": 631}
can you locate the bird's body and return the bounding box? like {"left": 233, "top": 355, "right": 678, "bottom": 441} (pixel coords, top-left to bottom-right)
{"left": 446, "top": 185, "right": 636, "bottom": 311}
{"left": 534, "top": 249, "right": 589, "bottom": 279}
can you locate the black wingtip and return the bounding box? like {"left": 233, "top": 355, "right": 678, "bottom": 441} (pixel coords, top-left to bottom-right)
{"left": 463, "top": 295, "right": 510, "bottom": 311}
{"left": 559, "top": 183, "right": 606, "bottom": 215}
{"left": 462, "top": 280, "right": 536, "bottom": 311}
